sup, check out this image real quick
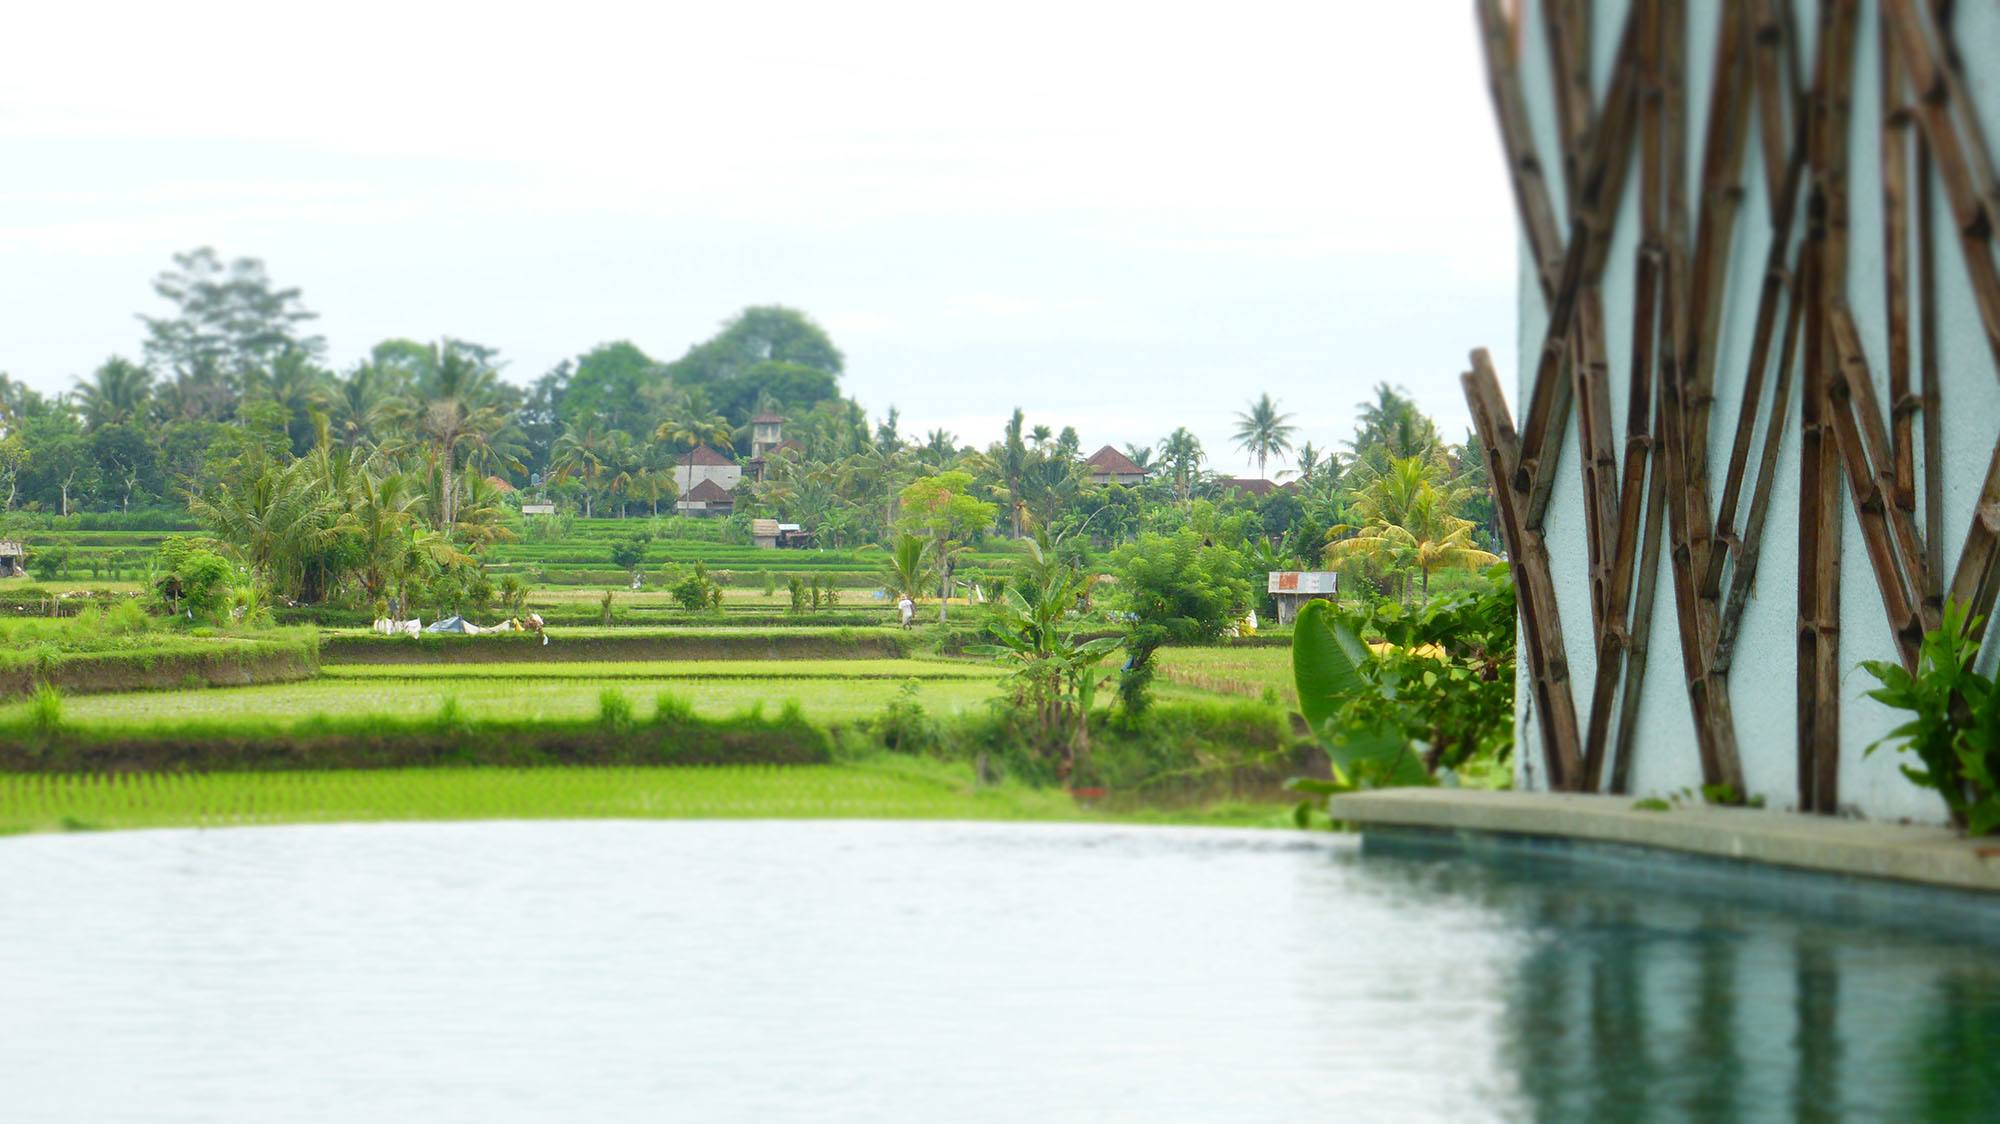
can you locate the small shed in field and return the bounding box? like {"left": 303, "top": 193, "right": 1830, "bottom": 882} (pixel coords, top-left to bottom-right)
{"left": 1267, "top": 571, "right": 1337, "bottom": 624}
{"left": 0, "top": 541, "right": 23, "bottom": 578}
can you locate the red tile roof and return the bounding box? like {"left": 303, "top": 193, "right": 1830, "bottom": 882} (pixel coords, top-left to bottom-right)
{"left": 484, "top": 475, "right": 518, "bottom": 493}
{"left": 684, "top": 478, "right": 735, "bottom": 502}
{"left": 1218, "top": 477, "right": 1278, "bottom": 497}
{"left": 1083, "top": 445, "right": 1146, "bottom": 476}
{"left": 679, "top": 444, "right": 735, "bottom": 466}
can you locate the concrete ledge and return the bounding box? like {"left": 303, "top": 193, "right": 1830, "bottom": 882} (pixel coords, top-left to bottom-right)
{"left": 1329, "top": 788, "right": 2000, "bottom": 894}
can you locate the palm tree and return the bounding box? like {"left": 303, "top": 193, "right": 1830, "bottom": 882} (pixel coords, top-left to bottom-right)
{"left": 1020, "top": 456, "right": 1087, "bottom": 533}
{"left": 921, "top": 428, "right": 957, "bottom": 466}
{"left": 343, "top": 469, "right": 422, "bottom": 602}
{"left": 549, "top": 426, "right": 611, "bottom": 517}
{"left": 1000, "top": 409, "right": 1029, "bottom": 537}
{"left": 1029, "top": 424, "right": 1053, "bottom": 449}
{"left": 1348, "top": 382, "right": 1440, "bottom": 472}
{"left": 1231, "top": 393, "right": 1296, "bottom": 481}
{"left": 653, "top": 390, "right": 732, "bottom": 452}
{"left": 1324, "top": 456, "right": 1495, "bottom": 603}
{"left": 376, "top": 341, "right": 512, "bottom": 530}
{"left": 74, "top": 357, "right": 154, "bottom": 431}
{"left": 1122, "top": 444, "right": 1154, "bottom": 472}
{"left": 841, "top": 442, "right": 912, "bottom": 539}
{"left": 875, "top": 534, "right": 930, "bottom": 601}
{"left": 1158, "top": 427, "right": 1204, "bottom": 502}
{"left": 1286, "top": 441, "right": 1327, "bottom": 486}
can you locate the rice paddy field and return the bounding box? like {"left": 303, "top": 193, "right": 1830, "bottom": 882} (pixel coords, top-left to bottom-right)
{"left": 1, "top": 513, "right": 1029, "bottom": 591}
{"left": 1154, "top": 646, "right": 1297, "bottom": 707}
{"left": 0, "top": 759, "right": 1291, "bottom": 835}
{"left": 0, "top": 660, "right": 1005, "bottom": 730}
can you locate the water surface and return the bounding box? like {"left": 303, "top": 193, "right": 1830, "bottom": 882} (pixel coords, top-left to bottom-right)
{"left": 1, "top": 820, "right": 1994, "bottom": 1121}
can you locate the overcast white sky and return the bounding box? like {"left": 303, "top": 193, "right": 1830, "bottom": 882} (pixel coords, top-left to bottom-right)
{"left": 0, "top": 0, "right": 1517, "bottom": 477}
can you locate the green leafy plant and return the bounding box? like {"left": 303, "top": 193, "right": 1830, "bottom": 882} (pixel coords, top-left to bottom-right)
{"left": 1861, "top": 602, "right": 2000, "bottom": 834}
{"left": 968, "top": 538, "right": 1122, "bottom": 778}
{"left": 1291, "top": 600, "right": 1430, "bottom": 792}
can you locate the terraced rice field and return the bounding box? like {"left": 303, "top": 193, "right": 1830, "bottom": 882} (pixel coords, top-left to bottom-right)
{"left": 1154, "top": 647, "right": 1297, "bottom": 706}
{"left": 0, "top": 760, "right": 1286, "bottom": 835}
{"left": 0, "top": 659, "right": 1005, "bottom": 729}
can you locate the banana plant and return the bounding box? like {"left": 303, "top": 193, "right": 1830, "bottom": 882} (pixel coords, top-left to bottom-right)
{"left": 967, "top": 537, "right": 1121, "bottom": 778}
{"left": 1286, "top": 599, "right": 1431, "bottom": 820}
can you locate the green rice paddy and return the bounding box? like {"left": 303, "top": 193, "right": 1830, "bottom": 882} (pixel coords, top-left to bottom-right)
{"left": 0, "top": 673, "right": 1000, "bottom": 729}
{"left": 320, "top": 658, "right": 995, "bottom": 682}
{"left": 0, "top": 760, "right": 1290, "bottom": 835}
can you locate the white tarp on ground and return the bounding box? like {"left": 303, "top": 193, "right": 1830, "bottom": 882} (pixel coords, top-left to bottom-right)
{"left": 424, "top": 615, "right": 481, "bottom": 634}
{"left": 372, "top": 618, "right": 421, "bottom": 637}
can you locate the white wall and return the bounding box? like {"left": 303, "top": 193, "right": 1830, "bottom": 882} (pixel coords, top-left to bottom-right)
{"left": 1511, "top": 0, "right": 2000, "bottom": 822}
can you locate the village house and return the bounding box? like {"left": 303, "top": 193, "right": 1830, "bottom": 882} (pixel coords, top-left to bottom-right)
{"left": 678, "top": 478, "right": 736, "bottom": 517}
{"left": 1082, "top": 446, "right": 1148, "bottom": 487}
{"left": 744, "top": 415, "right": 805, "bottom": 483}
{"left": 672, "top": 444, "right": 742, "bottom": 496}
{"left": 1216, "top": 477, "right": 1280, "bottom": 499}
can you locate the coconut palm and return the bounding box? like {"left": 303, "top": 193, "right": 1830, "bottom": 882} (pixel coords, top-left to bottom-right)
{"left": 549, "top": 426, "right": 612, "bottom": 517}
{"left": 653, "top": 390, "right": 732, "bottom": 452}
{"left": 1158, "top": 427, "right": 1204, "bottom": 502}
{"left": 74, "top": 357, "right": 154, "bottom": 431}
{"left": 920, "top": 428, "right": 958, "bottom": 467}
{"left": 1324, "top": 456, "right": 1495, "bottom": 603}
{"left": 1231, "top": 393, "right": 1296, "bottom": 481}
{"left": 874, "top": 534, "right": 930, "bottom": 602}
{"left": 375, "top": 341, "right": 513, "bottom": 529}
{"left": 999, "top": 408, "right": 1029, "bottom": 537}
{"left": 1348, "top": 382, "right": 1440, "bottom": 472}
{"left": 841, "top": 442, "right": 912, "bottom": 538}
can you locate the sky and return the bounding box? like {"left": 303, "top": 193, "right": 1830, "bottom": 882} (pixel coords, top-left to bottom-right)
{"left": 0, "top": 0, "right": 1518, "bottom": 478}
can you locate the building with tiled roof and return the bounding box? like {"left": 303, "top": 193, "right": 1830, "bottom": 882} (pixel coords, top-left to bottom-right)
{"left": 751, "top": 414, "right": 787, "bottom": 459}
{"left": 1217, "top": 477, "right": 1278, "bottom": 499}
{"left": 677, "top": 477, "right": 737, "bottom": 517}
{"left": 671, "top": 444, "right": 742, "bottom": 497}
{"left": 1082, "top": 445, "right": 1148, "bottom": 487}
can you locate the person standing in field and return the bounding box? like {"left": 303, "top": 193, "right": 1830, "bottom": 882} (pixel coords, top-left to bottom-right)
{"left": 898, "top": 594, "right": 916, "bottom": 629}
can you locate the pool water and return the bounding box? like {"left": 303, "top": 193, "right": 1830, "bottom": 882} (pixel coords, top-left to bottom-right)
{"left": 2, "top": 820, "right": 1994, "bottom": 1121}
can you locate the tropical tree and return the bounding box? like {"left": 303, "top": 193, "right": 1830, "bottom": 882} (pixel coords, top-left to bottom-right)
{"left": 1231, "top": 393, "right": 1297, "bottom": 481}
{"left": 548, "top": 426, "right": 612, "bottom": 517}
{"left": 1348, "top": 383, "right": 1440, "bottom": 471}
{"left": 74, "top": 357, "right": 154, "bottom": 431}
{"left": 653, "top": 389, "right": 732, "bottom": 452}
{"left": 1325, "top": 456, "right": 1496, "bottom": 603}
{"left": 875, "top": 533, "right": 930, "bottom": 602}
{"left": 1158, "top": 427, "right": 1205, "bottom": 502}
{"left": 376, "top": 340, "right": 513, "bottom": 528}
{"left": 999, "top": 408, "right": 1029, "bottom": 537}
{"left": 968, "top": 537, "right": 1122, "bottom": 775}
{"left": 898, "top": 470, "right": 998, "bottom": 622}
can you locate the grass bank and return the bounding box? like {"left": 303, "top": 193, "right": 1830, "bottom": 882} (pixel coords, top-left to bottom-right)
{"left": 0, "top": 700, "right": 834, "bottom": 773}
{"left": 0, "top": 675, "right": 999, "bottom": 730}
{"left": 0, "top": 621, "right": 320, "bottom": 700}
{"left": 0, "top": 759, "right": 1296, "bottom": 835}
{"left": 319, "top": 626, "right": 911, "bottom": 663}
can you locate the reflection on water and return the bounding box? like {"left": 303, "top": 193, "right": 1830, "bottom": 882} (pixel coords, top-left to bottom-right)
{"left": 0, "top": 820, "right": 1995, "bottom": 1122}
{"left": 1366, "top": 832, "right": 2000, "bottom": 1122}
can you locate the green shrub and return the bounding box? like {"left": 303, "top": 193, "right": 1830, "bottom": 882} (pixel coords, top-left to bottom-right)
{"left": 873, "top": 680, "right": 938, "bottom": 754}
{"left": 29, "top": 683, "right": 62, "bottom": 735}
{"left": 598, "top": 688, "right": 635, "bottom": 730}
{"left": 654, "top": 692, "right": 696, "bottom": 725}
{"left": 1862, "top": 601, "right": 2000, "bottom": 834}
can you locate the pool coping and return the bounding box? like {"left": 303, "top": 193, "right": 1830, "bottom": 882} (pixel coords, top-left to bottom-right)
{"left": 1327, "top": 788, "right": 2000, "bottom": 894}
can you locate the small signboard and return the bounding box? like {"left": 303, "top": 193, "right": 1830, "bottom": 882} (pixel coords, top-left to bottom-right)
{"left": 1268, "top": 571, "right": 1337, "bottom": 594}
{"left": 521, "top": 503, "right": 557, "bottom": 516}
